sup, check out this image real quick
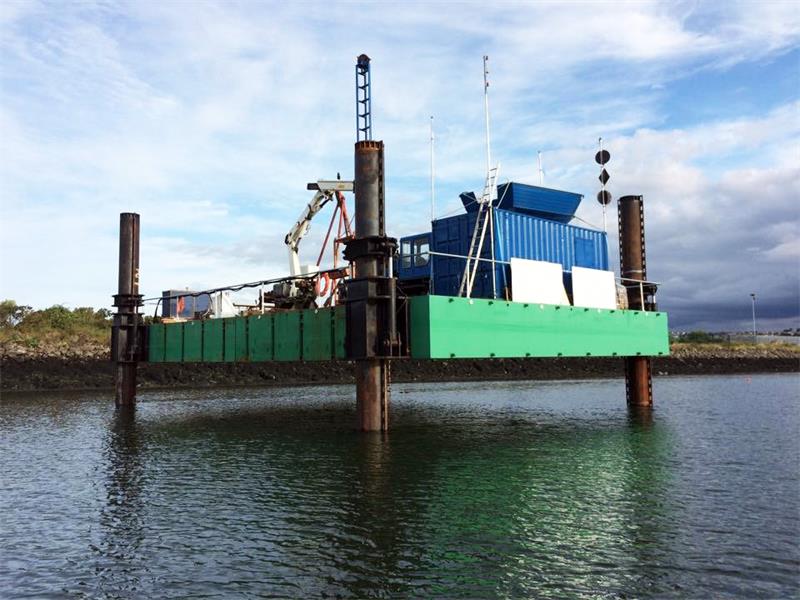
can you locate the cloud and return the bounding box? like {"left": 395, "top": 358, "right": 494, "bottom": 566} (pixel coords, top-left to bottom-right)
{"left": 0, "top": 0, "right": 798, "bottom": 332}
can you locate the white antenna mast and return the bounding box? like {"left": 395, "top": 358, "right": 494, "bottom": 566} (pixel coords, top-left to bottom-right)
{"left": 483, "top": 55, "right": 498, "bottom": 298}
{"left": 483, "top": 55, "right": 492, "bottom": 174}
{"left": 537, "top": 151, "right": 544, "bottom": 186}
{"left": 430, "top": 115, "right": 435, "bottom": 222}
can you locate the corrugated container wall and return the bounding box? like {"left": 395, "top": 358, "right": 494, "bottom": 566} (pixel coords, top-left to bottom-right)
{"left": 460, "top": 182, "right": 583, "bottom": 223}
{"left": 432, "top": 209, "right": 608, "bottom": 298}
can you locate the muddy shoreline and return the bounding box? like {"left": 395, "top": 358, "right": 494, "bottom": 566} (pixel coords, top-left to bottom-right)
{"left": 2, "top": 351, "right": 797, "bottom": 393}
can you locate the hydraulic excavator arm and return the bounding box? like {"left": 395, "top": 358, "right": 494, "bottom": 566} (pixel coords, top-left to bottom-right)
{"left": 284, "top": 179, "right": 354, "bottom": 277}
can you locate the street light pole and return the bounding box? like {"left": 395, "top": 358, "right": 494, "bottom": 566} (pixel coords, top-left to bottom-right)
{"left": 750, "top": 293, "right": 757, "bottom": 343}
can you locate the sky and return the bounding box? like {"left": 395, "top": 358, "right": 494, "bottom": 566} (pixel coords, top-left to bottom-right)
{"left": 1, "top": 0, "right": 798, "bottom": 332}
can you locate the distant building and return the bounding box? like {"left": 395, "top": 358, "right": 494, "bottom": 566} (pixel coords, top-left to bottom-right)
{"left": 161, "top": 290, "right": 211, "bottom": 318}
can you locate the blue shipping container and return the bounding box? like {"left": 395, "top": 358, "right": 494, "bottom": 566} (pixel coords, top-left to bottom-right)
{"left": 431, "top": 209, "right": 608, "bottom": 298}
{"left": 460, "top": 182, "right": 583, "bottom": 223}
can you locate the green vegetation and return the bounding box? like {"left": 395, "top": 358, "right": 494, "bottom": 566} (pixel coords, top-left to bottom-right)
{"left": 671, "top": 341, "right": 800, "bottom": 354}
{"left": 670, "top": 330, "right": 726, "bottom": 344}
{"left": 669, "top": 330, "right": 799, "bottom": 353}
{"left": 0, "top": 300, "right": 111, "bottom": 348}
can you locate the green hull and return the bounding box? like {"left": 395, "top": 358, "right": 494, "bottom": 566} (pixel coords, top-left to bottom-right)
{"left": 409, "top": 295, "right": 669, "bottom": 359}
{"left": 147, "top": 306, "right": 346, "bottom": 363}
{"left": 146, "top": 295, "right": 669, "bottom": 363}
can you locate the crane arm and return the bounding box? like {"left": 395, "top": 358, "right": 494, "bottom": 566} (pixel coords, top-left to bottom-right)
{"left": 285, "top": 180, "right": 354, "bottom": 277}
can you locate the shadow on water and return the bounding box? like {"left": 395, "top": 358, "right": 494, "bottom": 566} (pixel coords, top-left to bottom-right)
{"left": 96, "top": 407, "right": 148, "bottom": 596}
{"left": 92, "top": 386, "right": 676, "bottom": 598}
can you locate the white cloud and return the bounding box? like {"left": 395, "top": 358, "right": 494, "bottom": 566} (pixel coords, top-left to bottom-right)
{"left": 0, "top": 0, "right": 798, "bottom": 331}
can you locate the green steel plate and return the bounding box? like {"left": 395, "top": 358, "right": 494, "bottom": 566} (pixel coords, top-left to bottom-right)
{"left": 334, "top": 305, "right": 346, "bottom": 360}
{"left": 274, "top": 311, "right": 301, "bottom": 361}
{"left": 203, "top": 319, "right": 224, "bottom": 362}
{"left": 183, "top": 320, "right": 203, "bottom": 362}
{"left": 302, "top": 308, "right": 333, "bottom": 361}
{"left": 410, "top": 295, "right": 669, "bottom": 359}
{"left": 147, "top": 324, "right": 166, "bottom": 363}
{"left": 235, "top": 317, "right": 248, "bottom": 361}
{"left": 223, "top": 317, "right": 237, "bottom": 362}
{"left": 248, "top": 314, "right": 273, "bottom": 361}
{"left": 164, "top": 322, "right": 183, "bottom": 362}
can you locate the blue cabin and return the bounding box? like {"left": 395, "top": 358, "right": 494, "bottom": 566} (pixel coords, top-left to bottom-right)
{"left": 398, "top": 233, "right": 431, "bottom": 280}
{"left": 397, "top": 182, "right": 609, "bottom": 298}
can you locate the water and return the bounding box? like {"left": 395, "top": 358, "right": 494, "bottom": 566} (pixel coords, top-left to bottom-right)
{"left": 1, "top": 374, "right": 798, "bottom": 598}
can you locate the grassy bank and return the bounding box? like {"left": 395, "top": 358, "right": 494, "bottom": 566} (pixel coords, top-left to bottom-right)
{"left": 1, "top": 300, "right": 798, "bottom": 362}
{"left": 0, "top": 300, "right": 111, "bottom": 359}
{"left": 670, "top": 342, "right": 800, "bottom": 359}
{"left": 2, "top": 301, "right": 797, "bottom": 392}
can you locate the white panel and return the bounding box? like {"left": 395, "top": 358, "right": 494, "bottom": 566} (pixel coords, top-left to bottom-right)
{"left": 572, "top": 266, "right": 617, "bottom": 309}
{"left": 510, "top": 258, "right": 570, "bottom": 306}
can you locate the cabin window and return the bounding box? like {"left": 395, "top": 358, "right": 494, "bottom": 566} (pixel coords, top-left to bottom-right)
{"left": 414, "top": 237, "right": 430, "bottom": 267}
{"left": 401, "top": 240, "right": 412, "bottom": 269}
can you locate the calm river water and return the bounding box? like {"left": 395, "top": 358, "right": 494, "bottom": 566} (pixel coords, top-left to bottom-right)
{"left": 1, "top": 374, "right": 798, "bottom": 598}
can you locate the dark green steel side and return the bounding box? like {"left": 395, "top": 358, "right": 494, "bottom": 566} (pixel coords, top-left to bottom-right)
{"left": 223, "top": 318, "right": 237, "bottom": 362}
{"left": 248, "top": 314, "right": 273, "bottom": 361}
{"left": 274, "top": 311, "right": 301, "bottom": 361}
{"left": 235, "top": 317, "right": 248, "bottom": 361}
{"left": 302, "top": 309, "right": 333, "bottom": 361}
{"left": 148, "top": 323, "right": 166, "bottom": 362}
{"left": 165, "top": 323, "right": 183, "bottom": 362}
{"left": 409, "top": 295, "right": 670, "bottom": 359}
{"left": 183, "top": 321, "right": 203, "bottom": 362}
{"left": 203, "top": 319, "right": 224, "bottom": 362}
{"left": 333, "top": 306, "right": 346, "bottom": 359}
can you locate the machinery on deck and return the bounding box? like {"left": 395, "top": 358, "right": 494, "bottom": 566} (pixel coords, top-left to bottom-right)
{"left": 266, "top": 178, "right": 354, "bottom": 309}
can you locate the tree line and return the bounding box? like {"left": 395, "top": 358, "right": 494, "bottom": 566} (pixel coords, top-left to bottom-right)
{"left": 0, "top": 300, "right": 112, "bottom": 346}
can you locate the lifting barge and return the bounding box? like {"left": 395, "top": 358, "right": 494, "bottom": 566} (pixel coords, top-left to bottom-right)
{"left": 111, "top": 54, "right": 668, "bottom": 431}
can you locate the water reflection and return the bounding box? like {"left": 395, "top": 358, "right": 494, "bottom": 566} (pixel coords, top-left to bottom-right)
{"left": 628, "top": 404, "right": 654, "bottom": 428}
{"left": 97, "top": 407, "right": 148, "bottom": 595}
{"left": 4, "top": 376, "right": 798, "bottom": 597}
{"left": 91, "top": 387, "right": 674, "bottom": 598}
{"left": 623, "top": 408, "right": 676, "bottom": 596}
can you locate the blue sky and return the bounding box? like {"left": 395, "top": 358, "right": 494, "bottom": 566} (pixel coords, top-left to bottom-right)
{"left": 1, "top": 0, "right": 798, "bottom": 331}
